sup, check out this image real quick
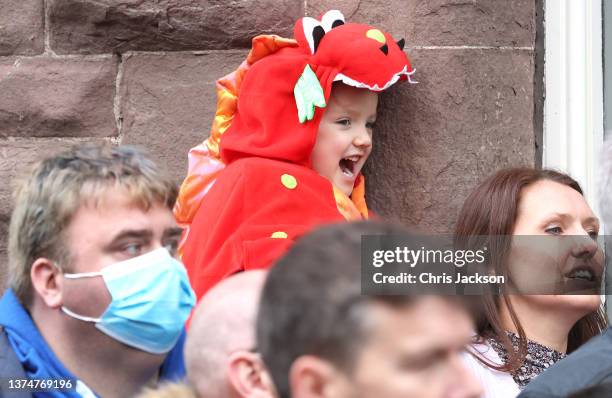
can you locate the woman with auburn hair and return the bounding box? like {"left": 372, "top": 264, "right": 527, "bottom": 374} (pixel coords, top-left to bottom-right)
{"left": 456, "top": 168, "right": 607, "bottom": 397}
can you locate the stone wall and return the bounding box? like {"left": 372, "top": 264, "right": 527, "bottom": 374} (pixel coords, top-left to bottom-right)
{"left": 0, "top": 0, "right": 538, "bottom": 288}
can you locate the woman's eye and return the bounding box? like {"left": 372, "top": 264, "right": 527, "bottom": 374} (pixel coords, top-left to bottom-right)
{"left": 545, "top": 226, "right": 563, "bottom": 235}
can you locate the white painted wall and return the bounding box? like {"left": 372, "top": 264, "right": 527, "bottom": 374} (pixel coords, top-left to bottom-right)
{"left": 544, "top": 0, "right": 604, "bottom": 215}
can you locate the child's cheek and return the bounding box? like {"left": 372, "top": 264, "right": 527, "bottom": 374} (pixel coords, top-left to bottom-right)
{"left": 336, "top": 136, "right": 352, "bottom": 151}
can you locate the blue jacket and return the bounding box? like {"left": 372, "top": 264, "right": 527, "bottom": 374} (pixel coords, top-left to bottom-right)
{"left": 0, "top": 289, "right": 186, "bottom": 398}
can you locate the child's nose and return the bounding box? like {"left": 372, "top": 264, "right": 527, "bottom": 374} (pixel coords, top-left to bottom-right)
{"left": 353, "top": 127, "right": 372, "bottom": 147}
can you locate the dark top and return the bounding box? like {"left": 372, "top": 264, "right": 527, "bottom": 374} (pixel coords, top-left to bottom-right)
{"left": 518, "top": 327, "right": 612, "bottom": 397}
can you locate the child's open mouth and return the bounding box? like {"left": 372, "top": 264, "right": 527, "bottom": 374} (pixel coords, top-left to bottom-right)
{"left": 339, "top": 155, "right": 361, "bottom": 177}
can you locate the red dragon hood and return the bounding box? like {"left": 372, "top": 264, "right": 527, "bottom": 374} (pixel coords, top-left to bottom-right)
{"left": 219, "top": 10, "right": 415, "bottom": 166}
{"left": 174, "top": 10, "right": 414, "bottom": 232}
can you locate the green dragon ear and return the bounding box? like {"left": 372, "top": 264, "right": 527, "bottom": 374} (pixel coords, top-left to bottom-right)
{"left": 294, "top": 64, "right": 326, "bottom": 123}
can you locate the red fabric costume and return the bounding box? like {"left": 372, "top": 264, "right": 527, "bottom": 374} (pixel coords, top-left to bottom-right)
{"left": 175, "top": 10, "right": 415, "bottom": 299}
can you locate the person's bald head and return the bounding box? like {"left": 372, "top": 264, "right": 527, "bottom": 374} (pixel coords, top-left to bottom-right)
{"left": 185, "top": 270, "right": 273, "bottom": 398}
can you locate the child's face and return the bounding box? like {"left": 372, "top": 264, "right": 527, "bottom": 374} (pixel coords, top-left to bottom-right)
{"left": 311, "top": 84, "right": 378, "bottom": 196}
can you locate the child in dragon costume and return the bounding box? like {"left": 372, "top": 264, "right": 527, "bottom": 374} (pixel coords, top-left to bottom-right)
{"left": 174, "top": 10, "right": 415, "bottom": 299}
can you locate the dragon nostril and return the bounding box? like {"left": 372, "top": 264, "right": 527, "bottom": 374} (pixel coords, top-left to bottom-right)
{"left": 379, "top": 43, "right": 388, "bottom": 55}
{"left": 397, "top": 38, "right": 405, "bottom": 50}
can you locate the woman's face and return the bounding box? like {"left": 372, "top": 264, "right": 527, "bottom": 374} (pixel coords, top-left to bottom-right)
{"left": 507, "top": 179, "right": 602, "bottom": 314}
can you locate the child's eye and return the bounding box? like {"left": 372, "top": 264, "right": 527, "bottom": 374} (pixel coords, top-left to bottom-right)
{"left": 336, "top": 119, "right": 351, "bottom": 127}
{"left": 366, "top": 121, "right": 376, "bottom": 130}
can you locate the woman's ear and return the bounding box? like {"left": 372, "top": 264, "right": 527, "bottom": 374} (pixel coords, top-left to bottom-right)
{"left": 30, "top": 258, "right": 63, "bottom": 308}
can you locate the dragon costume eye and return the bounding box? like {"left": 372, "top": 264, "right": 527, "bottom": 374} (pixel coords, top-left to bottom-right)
{"left": 301, "top": 17, "right": 325, "bottom": 53}
{"left": 301, "top": 10, "right": 346, "bottom": 54}
{"left": 321, "top": 10, "right": 345, "bottom": 32}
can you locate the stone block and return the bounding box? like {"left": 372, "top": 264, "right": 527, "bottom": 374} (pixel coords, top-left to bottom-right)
{"left": 364, "top": 48, "right": 536, "bottom": 232}
{"left": 0, "top": 138, "right": 111, "bottom": 221}
{"left": 0, "top": 57, "right": 118, "bottom": 138}
{"left": 0, "top": 216, "right": 7, "bottom": 292}
{"left": 308, "top": 0, "right": 535, "bottom": 47}
{"left": 0, "top": 0, "right": 44, "bottom": 55}
{"left": 119, "top": 51, "right": 248, "bottom": 182}
{"left": 49, "top": 0, "right": 303, "bottom": 54}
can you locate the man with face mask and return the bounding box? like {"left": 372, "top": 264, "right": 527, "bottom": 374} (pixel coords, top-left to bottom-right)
{"left": 0, "top": 144, "right": 196, "bottom": 398}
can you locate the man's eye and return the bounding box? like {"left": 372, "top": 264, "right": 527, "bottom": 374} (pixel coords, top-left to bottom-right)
{"left": 398, "top": 354, "right": 442, "bottom": 372}
{"left": 336, "top": 119, "right": 351, "bottom": 127}
{"left": 545, "top": 226, "right": 563, "bottom": 235}
{"left": 122, "top": 243, "right": 143, "bottom": 257}
{"left": 164, "top": 239, "right": 180, "bottom": 257}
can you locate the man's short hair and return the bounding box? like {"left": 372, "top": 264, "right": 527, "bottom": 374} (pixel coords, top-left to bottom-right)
{"left": 8, "top": 144, "right": 177, "bottom": 305}
{"left": 256, "top": 221, "right": 419, "bottom": 398}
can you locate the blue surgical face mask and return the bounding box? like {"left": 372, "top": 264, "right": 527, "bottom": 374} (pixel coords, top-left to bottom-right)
{"left": 61, "top": 248, "right": 196, "bottom": 354}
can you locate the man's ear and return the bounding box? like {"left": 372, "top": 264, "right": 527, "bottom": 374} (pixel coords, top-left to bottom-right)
{"left": 30, "top": 258, "right": 63, "bottom": 308}
{"left": 227, "top": 350, "right": 276, "bottom": 398}
{"left": 289, "top": 355, "right": 341, "bottom": 398}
